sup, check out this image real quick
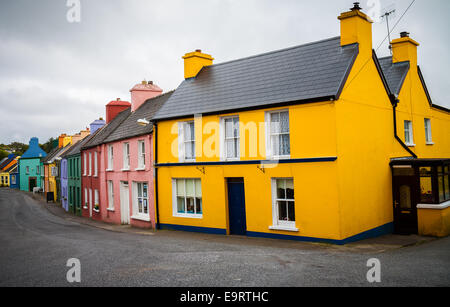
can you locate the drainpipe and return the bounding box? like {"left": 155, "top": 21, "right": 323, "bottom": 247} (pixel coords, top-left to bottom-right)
{"left": 153, "top": 122, "right": 160, "bottom": 230}
{"left": 391, "top": 95, "right": 418, "bottom": 159}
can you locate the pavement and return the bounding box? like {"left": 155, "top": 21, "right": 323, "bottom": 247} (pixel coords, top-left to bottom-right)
{"left": 0, "top": 188, "right": 449, "bottom": 287}
{"left": 30, "top": 189, "right": 435, "bottom": 254}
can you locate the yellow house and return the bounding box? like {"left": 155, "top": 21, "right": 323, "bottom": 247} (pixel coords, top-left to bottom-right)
{"left": 152, "top": 4, "right": 450, "bottom": 243}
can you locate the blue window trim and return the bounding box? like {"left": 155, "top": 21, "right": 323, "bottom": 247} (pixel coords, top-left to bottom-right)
{"left": 156, "top": 157, "right": 337, "bottom": 167}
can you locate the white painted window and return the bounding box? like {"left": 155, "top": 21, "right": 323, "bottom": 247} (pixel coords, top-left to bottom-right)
{"left": 132, "top": 182, "right": 149, "bottom": 219}
{"left": 266, "top": 110, "right": 290, "bottom": 159}
{"left": 178, "top": 121, "right": 195, "bottom": 162}
{"left": 107, "top": 145, "right": 114, "bottom": 170}
{"left": 11, "top": 175, "right": 16, "bottom": 185}
{"left": 220, "top": 116, "right": 240, "bottom": 161}
{"left": 94, "top": 189, "right": 99, "bottom": 207}
{"left": 137, "top": 140, "right": 146, "bottom": 169}
{"left": 84, "top": 188, "right": 88, "bottom": 208}
{"left": 270, "top": 178, "right": 297, "bottom": 231}
{"left": 172, "top": 178, "right": 202, "bottom": 218}
{"left": 94, "top": 152, "right": 98, "bottom": 176}
{"left": 424, "top": 118, "right": 433, "bottom": 144}
{"left": 123, "top": 143, "right": 130, "bottom": 170}
{"left": 83, "top": 153, "right": 87, "bottom": 175}
{"left": 88, "top": 152, "right": 92, "bottom": 176}
{"left": 26, "top": 166, "right": 30, "bottom": 175}
{"left": 107, "top": 181, "right": 114, "bottom": 210}
{"left": 404, "top": 120, "right": 414, "bottom": 146}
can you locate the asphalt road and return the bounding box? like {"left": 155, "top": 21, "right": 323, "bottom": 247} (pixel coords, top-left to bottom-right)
{"left": 0, "top": 188, "right": 449, "bottom": 287}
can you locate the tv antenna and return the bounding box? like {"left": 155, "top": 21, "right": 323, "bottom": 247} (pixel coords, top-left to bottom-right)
{"left": 381, "top": 4, "right": 396, "bottom": 53}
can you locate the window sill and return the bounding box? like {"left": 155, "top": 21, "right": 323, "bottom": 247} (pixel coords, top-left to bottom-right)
{"left": 106, "top": 169, "right": 114, "bottom": 172}
{"left": 426, "top": 142, "right": 435, "bottom": 146}
{"left": 417, "top": 201, "right": 450, "bottom": 210}
{"left": 107, "top": 208, "right": 115, "bottom": 212}
{"left": 173, "top": 213, "right": 203, "bottom": 219}
{"left": 83, "top": 206, "right": 88, "bottom": 210}
{"left": 269, "top": 225, "right": 299, "bottom": 232}
{"left": 406, "top": 144, "right": 416, "bottom": 147}
{"left": 134, "top": 167, "right": 146, "bottom": 171}
{"left": 267, "top": 155, "right": 291, "bottom": 161}
{"left": 121, "top": 168, "right": 130, "bottom": 172}
{"left": 131, "top": 215, "right": 151, "bottom": 222}
{"left": 93, "top": 209, "right": 100, "bottom": 213}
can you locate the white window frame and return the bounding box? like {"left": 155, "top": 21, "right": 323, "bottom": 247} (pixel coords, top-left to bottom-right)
{"left": 122, "top": 143, "right": 130, "bottom": 170}
{"left": 107, "top": 145, "right": 114, "bottom": 171}
{"left": 26, "top": 166, "right": 30, "bottom": 175}
{"left": 137, "top": 140, "right": 146, "bottom": 170}
{"left": 220, "top": 116, "right": 240, "bottom": 161}
{"left": 424, "top": 118, "right": 433, "bottom": 145}
{"left": 107, "top": 180, "right": 114, "bottom": 211}
{"left": 94, "top": 152, "right": 98, "bottom": 177}
{"left": 83, "top": 153, "right": 87, "bottom": 176}
{"left": 172, "top": 178, "right": 202, "bottom": 218}
{"left": 94, "top": 189, "right": 99, "bottom": 212}
{"left": 83, "top": 188, "right": 88, "bottom": 209}
{"left": 269, "top": 178, "right": 298, "bottom": 232}
{"left": 131, "top": 182, "right": 150, "bottom": 221}
{"left": 88, "top": 152, "right": 92, "bottom": 176}
{"left": 265, "top": 110, "right": 291, "bottom": 160}
{"left": 178, "top": 121, "right": 196, "bottom": 163}
{"left": 404, "top": 120, "right": 415, "bottom": 146}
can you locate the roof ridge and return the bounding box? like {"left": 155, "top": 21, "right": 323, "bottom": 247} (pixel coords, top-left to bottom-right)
{"left": 208, "top": 36, "right": 341, "bottom": 69}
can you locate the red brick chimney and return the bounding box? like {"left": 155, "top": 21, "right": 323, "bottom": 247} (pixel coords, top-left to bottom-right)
{"left": 106, "top": 98, "right": 131, "bottom": 124}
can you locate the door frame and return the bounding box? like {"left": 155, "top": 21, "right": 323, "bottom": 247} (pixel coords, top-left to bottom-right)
{"left": 226, "top": 178, "right": 247, "bottom": 235}
{"left": 120, "top": 181, "right": 130, "bottom": 225}
{"left": 28, "top": 177, "right": 37, "bottom": 192}
{"left": 392, "top": 173, "right": 419, "bottom": 234}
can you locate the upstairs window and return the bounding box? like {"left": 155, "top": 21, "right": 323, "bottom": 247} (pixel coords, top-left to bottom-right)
{"left": 94, "top": 152, "right": 98, "bottom": 177}
{"left": 221, "top": 116, "right": 240, "bottom": 160}
{"left": 88, "top": 152, "right": 92, "bottom": 176}
{"left": 26, "top": 166, "right": 30, "bottom": 175}
{"left": 83, "top": 153, "right": 87, "bottom": 175}
{"left": 107, "top": 145, "right": 114, "bottom": 170}
{"left": 123, "top": 143, "right": 130, "bottom": 170}
{"left": 404, "top": 120, "right": 414, "bottom": 146}
{"left": 424, "top": 118, "right": 433, "bottom": 144}
{"left": 266, "top": 110, "right": 290, "bottom": 159}
{"left": 178, "top": 121, "right": 195, "bottom": 162}
{"left": 137, "top": 140, "right": 146, "bottom": 169}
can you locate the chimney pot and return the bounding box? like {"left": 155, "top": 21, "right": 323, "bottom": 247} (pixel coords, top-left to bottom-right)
{"left": 400, "top": 31, "right": 410, "bottom": 38}
{"left": 117, "top": 98, "right": 120, "bottom": 101}
{"left": 195, "top": 49, "right": 202, "bottom": 53}
{"left": 351, "top": 2, "right": 362, "bottom": 11}
{"left": 142, "top": 80, "right": 147, "bottom": 85}
{"left": 148, "top": 81, "right": 153, "bottom": 85}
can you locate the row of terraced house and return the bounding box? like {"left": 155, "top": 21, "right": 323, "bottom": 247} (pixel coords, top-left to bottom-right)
{"left": 9, "top": 4, "right": 450, "bottom": 243}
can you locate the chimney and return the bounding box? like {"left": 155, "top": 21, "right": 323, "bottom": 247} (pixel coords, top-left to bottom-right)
{"left": 106, "top": 98, "right": 131, "bottom": 123}
{"left": 90, "top": 118, "right": 106, "bottom": 134}
{"left": 391, "top": 31, "right": 419, "bottom": 68}
{"left": 79, "top": 128, "right": 90, "bottom": 139}
{"left": 182, "top": 49, "right": 214, "bottom": 79}
{"left": 338, "top": 2, "right": 373, "bottom": 52}
{"left": 130, "top": 81, "right": 163, "bottom": 112}
{"left": 58, "top": 134, "right": 67, "bottom": 148}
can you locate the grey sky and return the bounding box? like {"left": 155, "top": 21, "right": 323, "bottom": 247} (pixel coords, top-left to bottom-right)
{"left": 0, "top": 0, "right": 449, "bottom": 144}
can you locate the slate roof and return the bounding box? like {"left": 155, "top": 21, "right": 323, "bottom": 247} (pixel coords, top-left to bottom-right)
{"left": 4, "top": 163, "right": 17, "bottom": 173}
{"left": 153, "top": 37, "right": 359, "bottom": 120}
{"left": 82, "top": 108, "right": 131, "bottom": 149}
{"left": 103, "top": 91, "right": 174, "bottom": 143}
{"left": 42, "top": 145, "right": 71, "bottom": 164}
{"left": 378, "top": 56, "right": 410, "bottom": 96}
{"left": 62, "top": 132, "right": 97, "bottom": 158}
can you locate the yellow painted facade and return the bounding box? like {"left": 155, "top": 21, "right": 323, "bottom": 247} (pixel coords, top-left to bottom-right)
{"left": 418, "top": 207, "right": 450, "bottom": 237}
{"left": 154, "top": 6, "right": 450, "bottom": 243}
{"left": 0, "top": 172, "right": 10, "bottom": 187}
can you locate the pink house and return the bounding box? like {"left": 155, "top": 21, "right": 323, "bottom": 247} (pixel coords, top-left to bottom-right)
{"left": 97, "top": 81, "right": 173, "bottom": 229}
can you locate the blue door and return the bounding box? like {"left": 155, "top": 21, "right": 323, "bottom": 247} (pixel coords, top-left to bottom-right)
{"left": 227, "top": 179, "right": 247, "bottom": 235}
